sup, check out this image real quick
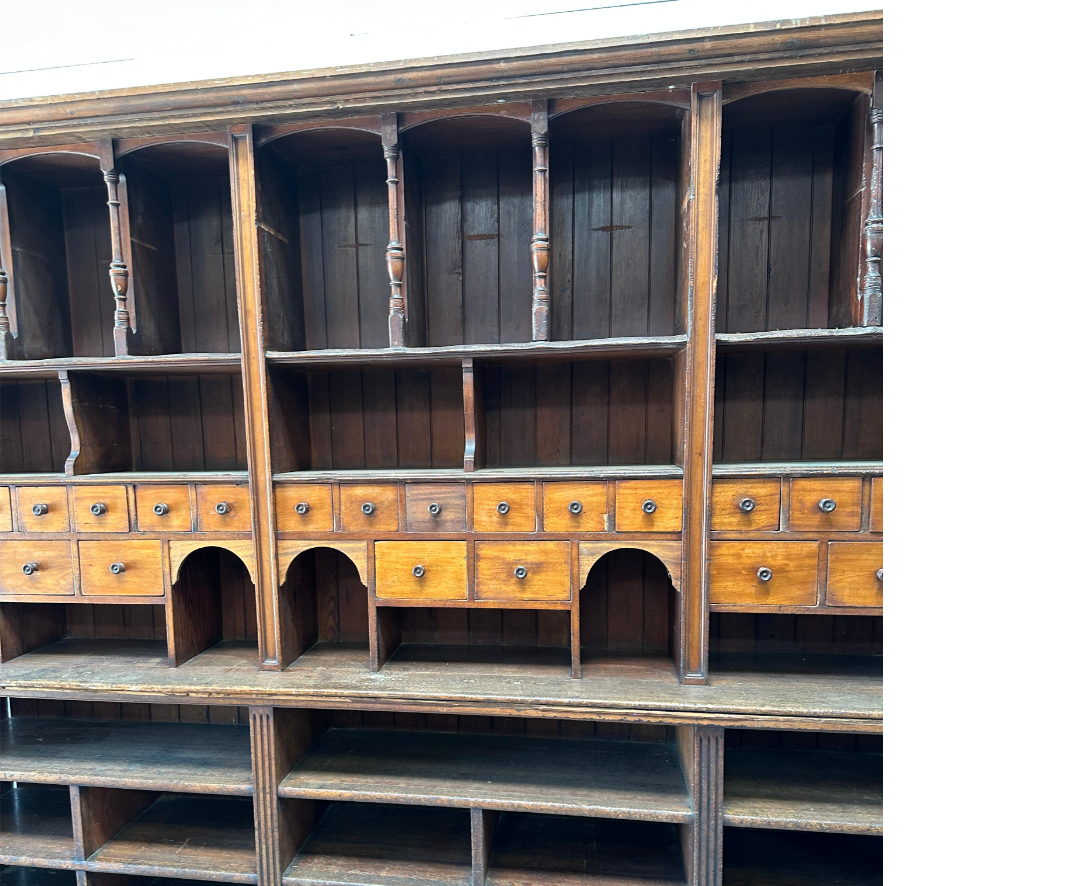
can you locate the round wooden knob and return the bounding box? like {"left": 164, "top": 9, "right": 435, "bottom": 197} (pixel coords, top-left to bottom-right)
{"left": 361, "top": 502, "right": 375, "bottom": 516}
{"left": 568, "top": 501, "right": 583, "bottom": 515}
{"left": 153, "top": 503, "right": 170, "bottom": 516}
{"left": 514, "top": 566, "right": 528, "bottom": 579}
{"left": 757, "top": 566, "right": 773, "bottom": 582}
{"left": 32, "top": 503, "right": 48, "bottom": 517}
{"left": 215, "top": 502, "right": 231, "bottom": 515}
{"left": 412, "top": 565, "right": 426, "bottom": 578}
{"left": 738, "top": 497, "right": 756, "bottom": 512}
{"left": 642, "top": 499, "right": 658, "bottom": 515}
{"left": 876, "top": 568, "right": 884, "bottom": 582}
{"left": 428, "top": 502, "right": 441, "bottom": 516}
{"left": 90, "top": 502, "right": 108, "bottom": 516}
{"left": 497, "top": 502, "right": 510, "bottom": 515}
{"left": 295, "top": 502, "right": 310, "bottom": 515}
{"left": 110, "top": 562, "right": 126, "bottom": 575}
{"left": 818, "top": 498, "right": 837, "bottom": 513}
{"left": 22, "top": 562, "right": 39, "bottom": 576}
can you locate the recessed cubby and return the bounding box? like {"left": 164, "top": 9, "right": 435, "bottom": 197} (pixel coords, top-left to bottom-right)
{"left": 0, "top": 782, "right": 74, "bottom": 868}
{"left": 0, "top": 151, "right": 112, "bottom": 360}
{"left": 0, "top": 602, "right": 166, "bottom": 664}
{"left": 118, "top": 141, "right": 238, "bottom": 356}
{"left": 278, "top": 548, "right": 368, "bottom": 666}
{"left": 709, "top": 613, "right": 882, "bottom": 675}
{"left": 722, "top": 829, "right": 882, "bottom": 885}
{"left": 0, "top": 378, "right": 69, "bottom": 475}
{"left": 0, "top": 868, "right": 76, "bottom": 886}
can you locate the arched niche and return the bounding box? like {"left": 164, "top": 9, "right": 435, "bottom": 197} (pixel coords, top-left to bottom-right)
{"left": 279, "top": 545, "right": 370, "bottom": 658}
{"left": 169, "top": 539, "right": 256, "bottom": 585}
{"left": 578, "top": 541, "right": 681, "bottom": 592}
{"left": 277, "top": 540, "right": 367, "bottom": 586}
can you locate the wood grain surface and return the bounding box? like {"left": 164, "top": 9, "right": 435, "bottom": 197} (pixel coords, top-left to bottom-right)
{"left": 472, "top": 483, "right": 536, "bottom": 533}
{"left": 134, "top": 484, "right": 193, "bottom": 532}
{"left": 474, "top": 542, "right": 571, "bottom": 602}
{"left": 375, "top": 541, "right": 468, "bottom": 600}
{"left": 72, "top": 486, "right": 129, "bottom": 533}
{"left": 542, "top": 481, "right": 608, "bottom": 532}
{"left": 0, "top": 541, "right": 73, "bottom": 596}
{"left": 78, "top": 540, "right": 164, "bottom": 597}
{"left": 710, "top": 479, "right": 781, "bottom": 531}
{"left": 708, "top": 541, "right": 819, "bottom": 606}
{"left": 339, "top": 484, "right": 400, "bottom": 531}
{"left": 825, "top": 542, "right": 883, "bottom": 607}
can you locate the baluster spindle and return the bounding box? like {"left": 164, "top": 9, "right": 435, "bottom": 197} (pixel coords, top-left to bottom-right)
{"left": 0, "top": 266, "right": 9, "bottom": 359}
{"left": 101, "top": 144, "right": 131, "bottom": 355}
{"left": 530, "top": 99, "right": 551, "bottom": 341}
{"left": 383, "top": 114, "right": 407, "bottom": 347}
{"left": 861, "top": 74, "right": 883, "bottom": 325}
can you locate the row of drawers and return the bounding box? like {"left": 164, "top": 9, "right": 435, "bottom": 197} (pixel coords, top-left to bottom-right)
{"left": 0, "top": 484, "right": 251, "bottom": 534}
{"left": 0, "top": 539, "right": 166, "bottom": 597}
{"left": 712, "top": 477, "right": 883, "bottom": 532}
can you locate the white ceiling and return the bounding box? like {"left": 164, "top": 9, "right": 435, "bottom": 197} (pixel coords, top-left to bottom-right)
{"left": 1, "top": 1, "right": 874, "bottom": 102}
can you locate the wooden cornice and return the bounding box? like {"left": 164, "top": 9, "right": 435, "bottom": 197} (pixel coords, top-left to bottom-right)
{"left": 0, "top": 11, "right": 882, "bottom": 148}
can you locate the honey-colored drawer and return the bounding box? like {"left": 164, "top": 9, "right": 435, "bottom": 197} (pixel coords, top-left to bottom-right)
{"left": 472, "top": 483, "right": 536, "bottom": 533}
{"left": 73, "top": 486, "right": 130, "bottom": 533}
{"left": 711, "top": 479, "right": 781, "bottom": 531}
{"left": 405, "top": 484, "right": 466, "bottom": 532}
{"left": 276, "top": 484, "right": 334, "bottom": 532}
{"left": 826, "top": 542, "right": 883, "bottom": 607}
{"left": 542, "top": 482, "right": 608, "bottom": 533}
{"left": 0, "top": 488, "right": 11, "bottom": 532}
{"left": 15, "top": 487, "right": 70, "bottom": 533}
{"left": 0, "top": 541, "right": 74, "bottom": 596}
{"left": 78, "top": 540, "right": 165, "bottom": 597}
{"left": 475, "top": 541, "right": 571, "bottom": 602}
{"left": 341, "top": 485, "right": 400, "bottom": 532}
{"left": 870, "top": 478, "right": 883, "bottom": 533}
{"left": 709, "top": 541, "right": 819, "bottom": 606}
{"left": 788, "top": 478, "right": 862, "bottom": 532}
{"left": 374, "top": 541, "right": 467, "bottom": 600}
{"left": 135, "top": 485, "right": 193, "bottom": 532}
{"left": 195, "top": 485, "right": 252, "bottom": 532}
{"left": 615, "top": 480, "right": 683, "bottom": 532}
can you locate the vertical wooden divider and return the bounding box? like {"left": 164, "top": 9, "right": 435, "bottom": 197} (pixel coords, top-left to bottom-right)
{"left": 229, "top": 124, "right": 284, "bottom": 670}
{"left": 676, "top": 726, "right": 724, "bottom": 886}
{"left": 383, "top": 113, "right": 408, "bottom": 347}
{"left": 99, "top": 139, "right": 131, "bottom": 356}
{"left": 71, "top": 784, "right": 157, "bottom": 860}
{"left": 679, "top": 85, "right": 722, "bottom": 684}
{"left": 530, "top": 99, "right": 550, "bottom": 341}
{"left": 471, "top": 806, "right": 499, "bottom": 886}
{"left": 60, "top": 370, "right": 132, "bottom": 475}
{"left": 463, "top": 357, "right": 485, "bottom": 471}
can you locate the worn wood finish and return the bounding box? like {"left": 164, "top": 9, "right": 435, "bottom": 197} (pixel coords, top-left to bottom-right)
{"left": 474, "top": 542, "right": 571, "bottom": 602}
{"left": 0, "top": 488, "right": 11, "bottom": 531}
{"left": 788, "top": 478, "right": 862, "bottom": 532}
{"left": 274, "top": 484, "right": 333, "bottom": 533}
{"left": 869, "top": 477, "right": 883, "bottom": 533}
{"left": 339, "top": 484, "right": 399, "bottom": 531}
{"left": 708, "top": 541, "right": 819, "bottom": 606}
{"left": 0, "top": 541, "right": 74, "bottom": 596}
{"left": 0, "top": 380, "right": 69, "bottom": 474}
{"left": 14, "top": 487, "right": 70, "bottom": 533}
{"left": 195, "top": 484, "right": 253, "bottom": 533}
{"left": 615, "top": 480, "right": 683, "bottom": 532}
{"left": 0, "top": 784, "right": 75, "bottom": 867}
{"left": 134, "top": 485, "right": 192, "bottom": 532}
{"left": 405, "top": 484, "right": 467, "bottom": 532}
{"left": 78, "top": 541, "right": 164, "bottom": 597}
{"left": 375, "top": 541, "right": 469, "bottom": 601}
{"left": 711, "top": 480, "right": 780, "bottom": 531}
{"left": 471, "top": 483, "right": 536, "bottom": 533}
{"left": 542, "top": 482, "right": 608, "bottom": 532}
{"left": 825, "top": 542, "right": 883, "bottom": 608}
{"left": 71, "top": 487, "right": 129, "bottom": 533}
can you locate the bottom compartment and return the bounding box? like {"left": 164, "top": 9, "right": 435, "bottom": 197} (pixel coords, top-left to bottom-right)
{"left": 0, "top": 784, "right": 74, "bottom": 868}
{"left": 722, "top": 829, "right": 882, "bottom": 885}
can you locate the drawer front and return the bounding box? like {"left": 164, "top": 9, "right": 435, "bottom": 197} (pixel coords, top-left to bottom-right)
{"left": 542, "top": 482, "right": 608, "bottom": 533}
{"left": 0, "top": 541, "right": 74, "bottom": 596}
{"left": 196, "top": 485, "right": 252, "bottom": 532}
{"left": 79, "top": 540, "right": 165, "bottom": 597}
{"left": 15, "top": 487, "right": 70, "bottom": 533}
{"left": 788, "top": 478, "right": 862, "bottom": 532}
{"left": 135, "top": 485, "right": 193, "bottom": 532}
{"left": 826, "top": 542, "right": 883, "bottom": 607}
{"left": 708, "top": 541, "right": 819, "bottom": 606}
{"left": 472, "top": 484, "right": 536, "bottom": 533}
{"left": 475, "top": 541, "right": 571, "bottom": 602}
{"left": 341, "top": 484, "right": 400, "bottom": 532}
{"left": 276, "top": 484, "right": 334, "bottom": 533}
{"left": 405, "top": 484, "right": 466, "bottom": 532}
{"left": 0, "top": 488, "right": 11, "bottom": 532}
{"left": 73, "top": 486, "right": 130, "bottom": 533}
{"left": 374, "top": 541, "right": 467, "bottom": 600}
{"left": 615, "top": 480, "right": 683, "bottom": 532}
{"left": 870, "top": 478, "right": 883, "bottom": 533}
{"left": 711, "top": 479, "right": 781, "bottom": 531}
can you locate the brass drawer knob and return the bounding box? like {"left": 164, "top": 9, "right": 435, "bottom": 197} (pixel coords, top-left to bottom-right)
{"left": 110, "top": 562, "right": 126, "bottom": 575}
{"left": 497, "top": 501, "right": 510, "bottom": 515}
{"left": 412, "top": 565, "right": 426, "bottom": 578}
{"left": 295, "top": 502, "right": 310, "bottom": 515}
{"left": 876, "top": 568, "right": 884, "bottom": 582}
{"left": 514, "top": 566, "right": 528, "bottom": 579}
{"left": 153, "top": 503, "right": 170, "bottom": 516}
{"left": 32, "top": 503, "right": 48, "bottom": 517}
{"left": 90, "top": 502, "right": 108, "bottom": 516}
{"left": 361, "top": 502, "right": 376, "bottom": 516}
{"left": 568, "top": 500, "right": 583, "bottom": 515}
{"left": 215, "top": 502, "right": 231, "bottom": 515}
{"left": 22, "top": 561, "right": 39, "bottom": 576}
{"left": 642, "top": 499, "right": 658, "bottom": 515}
{"left": 428, "top": 502, "right": 441, "bottom": 516}
{"left": 757, "top": 566, "right": 773, "bottom": 582}
{"left": 738, "top": 497, "right": 756, "bottom": 512}
{"left": 818, "top": 498, "right": 837, "bottom": 513}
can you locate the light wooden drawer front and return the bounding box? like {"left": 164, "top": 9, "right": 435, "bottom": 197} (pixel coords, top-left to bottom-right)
{"left": 341, "top": 485, "right": 400, "bottom": 532}
{"left": 826, "top": 542, "right": 883, "bottom": 607}
{"left": 615, "top": 480, "right": 683, "bottom": 532}
{"left": 79, "top": 540, "right": 165, "bottom": 597}
{"left": 0, "top": 541, "right": 74, "bottom": 596}
{"left": 375, "top": 541, "right": 467, "bottom": 600}
{"left": 542, "top": 482, "right": 608, "bottom": 532}
{"left": 73, "top": 486, "right": 130, "bottom": 533}
{"left": 711, "top": 479, "right": 781, "bottom": 531}
{"left": 870, "top": 478, "right": 883, "bottom": 533}
{"left": 475, "top": 542, "right": 571, "bottom": 602}
{"left": 0, "top": 488, "right": 11, "bottom": 532}
{"left": 788, "top": 478, "right": 862, "bottom": 532}
{"left": 472, "top": 484, "right": 536, "bottom": 533}
{"left": 135, "top": 485, "right": 193, "bottom": 532}
{"left": 405, "top": 484, "right": 466, "bottom": 532}
{"left": 15, "top": 487, "right": 70, "bottom": 533}
{"left": 195, "top": 484, "right": 252, "bottom": 532}
{"left": 276, "top": 484, "right": 334, "bottom": 532}
{"left": 709, "top": 541, "right": 819, "bottom": 606}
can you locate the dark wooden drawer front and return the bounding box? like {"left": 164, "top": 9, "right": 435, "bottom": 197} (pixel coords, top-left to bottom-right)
{"left": 405, "top": 484, "right": 466, "bottom": 532}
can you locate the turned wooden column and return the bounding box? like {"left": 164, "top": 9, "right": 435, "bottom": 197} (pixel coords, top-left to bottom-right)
{"left": 530, "top": 99, "right": 551, "bottom": 341}
{"left": 382, "top": 113, "right": 407, "bottom": 347}
{"left": 860, "top": 71, "right": 883, "bottom": 326}
{"left": 100, "top": 141, "right": 131, "bottom": 356}
{"left": 0, "top": 265, "right": 9, "bottom": 359}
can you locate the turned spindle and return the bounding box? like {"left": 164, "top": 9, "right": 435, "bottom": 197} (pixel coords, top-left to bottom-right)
{"left": 383, "top": 116, "right": 407, "bottom": 348}
{"left": 0, "top": 266, "right": 9, "bottom": 360}
{"left": 102, "top": 165, "right": 131, "bottom": 355}
{"left": 861, "top": 81, "right": 883, "bottom": 326}
{"left": 530, "top": 100, "right": 551, "bottom": 341}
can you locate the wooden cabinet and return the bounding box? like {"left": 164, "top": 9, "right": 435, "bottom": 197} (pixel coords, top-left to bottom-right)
{"left": 472, "top": 483, "right": 536, "bottom": 533}
{"left": 275, "top": 484, "right": 334, "bottom": 532}
{"left": 711, "top": 479, "right": 781, "bottom": 531}
{"left": 405, "top": 484, "right": 467, "bottom": 532}
{"left": 195, "top": 485, "right": 252, "bottom": 532}
{"left": 615, "top": 480, "right": 683, "bottom": 532}
{"left": 788, "top": 479, "right": 863, "bottom": 532}
{"left": 543, "top": 482, "right": 608, "bottom": 532}
{"left": 340, "top": 484, "right": 400, "bottom": 532}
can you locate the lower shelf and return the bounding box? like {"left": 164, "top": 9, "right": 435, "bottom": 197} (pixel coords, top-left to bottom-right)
{"left": 722, "top": 829, "right": 882, "bottom": 886}
{"left": 0, "top": 786, "right": 75, "bottom": 868}
{"left": 0, "top": 868, "right": 76, "bottom": 886}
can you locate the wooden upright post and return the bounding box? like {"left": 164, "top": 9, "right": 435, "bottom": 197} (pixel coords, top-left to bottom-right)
{"left": 383, "top": 113, "right": 407, "bottom": 347}
{"left": 860, "top": 70, "right": 884, "bottom": 326}
{"left": 530, "top": 99, "right": 551, "bottom": 341}
{"left": 100, "top": 140, "right": 131, "bottom": 356}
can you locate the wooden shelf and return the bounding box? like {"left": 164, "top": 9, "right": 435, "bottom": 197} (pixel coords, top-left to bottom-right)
{"left": 0, "top": 717, "right": 253, "bottom": 795}
{"left": 0, "top": 470, "right": 250, "bottom": 485}
{"left": 0, "top": 786, "right": 75, "bottom": 868}
{"left": 273, "top": 464, "right": 682, "bottom": 483}
{"left": 0, "top": 868, "right": 76, "bottom": 886}
{"left": 711, "top": 460, "right": 882, "bottom": 478}
{"left": 724, "top": 748, "right": 882, "bottom": 834}
{"left": 486, "top": 812, "right": 685, "bottom": 886}
{"left": 722, "top": 829, "right": 882, "bottom": 886}
{"left": 86, "top": 794, "right": 256, "bottom": 883}
{"left": 280, "top": 728, "right": 692, "bottom": 822}
{"left": 283, "top": 802, "right": 472, "bottom": 886}
{"left": 715, "top": 327, "right": 882, "bottom": 352}
{"left": 0, "top": 353, "right": 243, "bottom": 379}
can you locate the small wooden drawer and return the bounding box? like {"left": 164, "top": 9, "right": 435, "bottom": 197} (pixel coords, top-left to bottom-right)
{"left": 78, "top": 540, "right": 165, "bottom": 597}
{"left": 788, "top": 478, "right": 862, "bottom": 532}
{"left": 73, "top": 486, "right": 130, "bottom": 533}
{"left": 195, "top": 484, "right": 252, "bottom": 532}
{"left": 708, "top": 541, "right": 819, "bottom": 606}
{"left": 542, "top": 482, "right": 608, "bottom": 532}
{"left": 826, "top": 542, "right": 883, "bottom": 607}
{"left": 472, "top": 483, "right": 536, "bottom": 533}
{"left": 15, "top": 487, "right": 70, "bottom": 533}
{"left": 615, "top": 480, "right": 683, "bottom": 532}
{"left": 341, "top": 484, "right": 400, "bottom": 532}
{"left": 475, "top": 541, "right": 571, "bottom": 602}
{"left": 870, "top": 478, "right": 883, "bottom": 533}
{"left": 374, "top": 541, "right": 467, "bottom": 600}
{"left": 405, "top": 484, "right": 466, "bottom": 532}
{"left": 135, "top": 485, "right": 193, "bottom": 532}
{"left": 0, "top": 488, "right": 11, "bottom": 532}
{"left": 276, "top": 484, "right": 334, "bottom": 533}
{"left": 711, "top": 479, "right": 781, "bottom": 531}
{"left": 0, "top": 541, "right": 74, "bottom": 595}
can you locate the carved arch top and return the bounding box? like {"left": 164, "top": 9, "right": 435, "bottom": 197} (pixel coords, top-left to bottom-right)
{"left": 169, "top": 539, "right": 257, "bottom": 585}
{"left": 578, "top": 541, "right": 682, "bottom": 592}
{"left": 277, "top": 541, "right": 368, "bottom": 587}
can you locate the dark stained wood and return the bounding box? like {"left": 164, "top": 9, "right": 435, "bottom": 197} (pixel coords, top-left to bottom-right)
{"left": 721, "top": 829, "right": 882, "bottom": 886}
{"left": 0, "top": 378, "right": 69, "bottom": 473}
{"left": 0, "top": 784, "right": 75, "bottom": 867}
{"left": 71, "top": 786, "right": 155, "bottom": 860}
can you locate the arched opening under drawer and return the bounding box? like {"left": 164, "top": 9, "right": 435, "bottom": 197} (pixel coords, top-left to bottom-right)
{"left": 168, "top": 546, "right": 257, "bottom": 667}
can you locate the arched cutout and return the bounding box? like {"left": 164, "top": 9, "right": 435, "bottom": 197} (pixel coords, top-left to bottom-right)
{"left": 549, "top": 90, "right": 690, "bottom": 119}
{"left": 279, "top": 547, "right": 369, "bottom": 662}
{"left": 169, "top": 540, "right": 256, "bottom": 585}
{"left": 278, "top": 540, "right": 367, "bottom": 586}
{"left": 579, "top": 541, "right": 681, "bottom": 592}
{"left": 549, "top": 100, "right": 684, "bottom": 137}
